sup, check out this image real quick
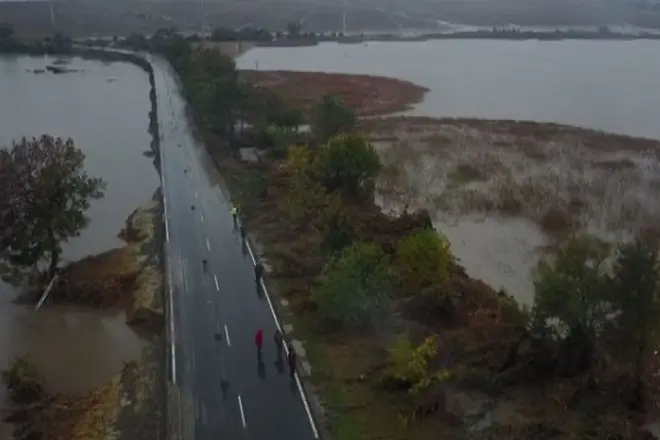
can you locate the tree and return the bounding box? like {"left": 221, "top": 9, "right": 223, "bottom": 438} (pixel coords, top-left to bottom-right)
{"left": 0, "top": 136, "right": 105, "bottom": 283}
{"left": 311, "top": 94, "right": 357, "bottom": 142}
{"left": 531, "top": 235, "right": 611, "bottom": 373}
{"left": 280, "top": 145, "right": 324, "bottom": 223}
{"left": 385, "top": 333, "right": 449, "bottom": 395}
{"left": 395, "top": 229, "right": 454, "bottom": 296}
{"left": 316, "top": 133, "right": 381, "bottom": 197}
{"left": 607, "top": 236, "right": 660, "bottom": 409}
{"left": 313, "top": 242, "right": 391, "bottom": 327}
{"left": 320, "top": 196, "right": 355, "bottom": 258}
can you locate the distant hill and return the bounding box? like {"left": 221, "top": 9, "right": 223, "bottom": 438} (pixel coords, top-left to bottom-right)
{"left": 2, "top": 0, "right": 660, "bottom": 38}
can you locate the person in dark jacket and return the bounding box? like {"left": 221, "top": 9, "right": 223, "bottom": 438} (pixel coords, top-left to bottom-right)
{"left": 274, "top": 329, "right": 283, "bottom": 352}
{"left": 287, "top": 344, "right": 297, "bottom": 377}
{"left": 255, "top": 262, "right": 264, "bottom": 283}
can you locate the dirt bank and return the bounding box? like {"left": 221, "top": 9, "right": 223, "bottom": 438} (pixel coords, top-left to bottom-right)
{"left": 363, "top": 116, "right": 660, "bottom": 303}
{"left": 3, "top": 200, "right": 165, "bottom": 440}
{"left": 240, "top": 70, "right": 429, "bottom": 117}
{"left": 44, "top": 200, "right": 164, "bottom": 331}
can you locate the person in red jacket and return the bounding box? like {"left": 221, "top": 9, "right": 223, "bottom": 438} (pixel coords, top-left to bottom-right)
{"left": 254, "top": 328, "right": 264, "bottom": 356}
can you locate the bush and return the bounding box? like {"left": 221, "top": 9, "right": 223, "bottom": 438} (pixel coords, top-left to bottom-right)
{"left": 530, "top": 235, "right": 611, "bottom": 373}
{"left": 311, "top": 94, "right": 356, "bottom": 142}
{"left": 313, "top": 242, "right": 391, "bottom": 327}
{"left": 320, "top": 195, "right": 355, "bottom": 258}
{"left": 395, "top": 229, "right": 454, "bottom": 296}
{"left": 385, "top": 333, "right": 449, "bottom": 395}
{"left": 316, "top": 133, "right": 381, "bottom": 197}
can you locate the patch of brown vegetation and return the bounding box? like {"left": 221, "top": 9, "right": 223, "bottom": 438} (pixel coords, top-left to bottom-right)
{"left": 45, "top": 202, "right": 163, "bottom": 331}
{"left": 241, "top": 70, "right": 429, "bottom": 117}
{"left": 52, "top": 247, "right": 138, "bottom": 309}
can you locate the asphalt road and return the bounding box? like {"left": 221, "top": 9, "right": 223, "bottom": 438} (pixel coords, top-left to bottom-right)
{"left": 149, "top": 54, "right": 319, "bottom": 440}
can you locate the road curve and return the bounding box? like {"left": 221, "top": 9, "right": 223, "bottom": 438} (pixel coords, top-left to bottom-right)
{"left": 148, "top": 54, "right": 319, "bottom": 440}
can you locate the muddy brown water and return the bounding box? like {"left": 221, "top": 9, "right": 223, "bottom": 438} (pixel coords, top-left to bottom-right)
{"left": 0, "top": 54, "right": 159, "bottom": 436}
{"left": 237, "top": 40, "right": 660, "bottom": 305}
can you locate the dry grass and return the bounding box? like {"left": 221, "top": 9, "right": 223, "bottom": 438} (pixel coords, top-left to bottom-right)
{"left": 367, "top": 117, "right": 660, "bottom": 241}
{"left": 241, "top": 70, "right": 429, "bottom": 118}
{"left": 52, "top": 246, "right": 138, "bottom": 309}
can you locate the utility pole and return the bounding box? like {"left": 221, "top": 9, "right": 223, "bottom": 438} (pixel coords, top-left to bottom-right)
{"left": 49, "top": 1, "right": 57, "bottom": 31}
{"left": 201, "top": 0, "right": 206, "bottom": 35}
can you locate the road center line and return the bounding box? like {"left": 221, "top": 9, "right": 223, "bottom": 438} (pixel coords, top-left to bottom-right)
{"left": 224, "top": 324, "right": 231, "bottom": 347}
{"left": 195, "top": 191, "right": 198, "bottom": 199}
{"left": 214, "top": 275, "right": 219, "bottom": 291}
{"left": 206, "top": 239, "right": 211, "bottom": 251}
{"left": 200, "top": 213, "right": 204, "bottom": 224}
{"left": 237, "top": 395, "right": 247, "bottom": 428}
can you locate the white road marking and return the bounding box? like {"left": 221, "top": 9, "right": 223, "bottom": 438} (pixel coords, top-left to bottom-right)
{"left": 206, "top": 239, "right": 211, "bottom": 251}
{"left": 169, "top": 283, "right": 176, "bottom": 385}
{"left": 246, "top": 241, "right": 256, "bottom": 265}
{"left": 237, "top": 395, "right": 247, "bottom": 428}
{"left": 195, "top": 191, "right": 199, "bottom": 199}
{"left": 165, "top": 222, "right": 170, "bottom": 243}
{"left": 224, "top": 324, "right": 231, "bottom": 347}
{"left": 200, "top": 213, "right": 204, "bottom": 224}
{"left": 214, "top": 275, "right": 219, "bottom": 291}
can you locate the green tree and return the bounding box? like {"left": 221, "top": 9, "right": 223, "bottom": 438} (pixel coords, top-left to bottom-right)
{"left": 279, "top": 145, "right": 324, "bottom": 223}
{"left": 385, "top": 333, "right": 449, "bottom": 395}
{"left": 608, "top": 237, "right": 660, "bottom": 409}
{"left": 0, "top": 136, "right": 105, "bottom": 283}
{"left": 531, "top": 235, "right": 611, "bottom": 372}
{"left": 311, "top": 94, "right": 357, "bottom": 142}
{"left": 320, "top": 196, "right": 355, "bottom": 258}
{"left": 313, "top": 242, "right": 391, "bottom": 327}
{"left": 316, "top": 133, "right": 381, "bottom": 196}
{"left": 395, "top": 229, "right": 454, "bottom": 296}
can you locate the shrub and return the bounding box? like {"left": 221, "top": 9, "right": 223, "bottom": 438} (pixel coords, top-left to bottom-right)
{"left": 315, "top": 133, "right": 381, "bottom": 197}
{"left": 313, "top": 242, "right": 391, "bottom": 327}
{"left": 530, "top": 235, "right": 611, "bottom": 373}
{"left": 320, "top": 195, "right": 355, "bottom": 258}
{"left": 395, "top": 229, "right": 454, "bottom": 296}
{"left": 385, "top": 333, "right": 449, "bottom": 395}
{"left": 311, "top": 94, "right": 356, "bottom": 142}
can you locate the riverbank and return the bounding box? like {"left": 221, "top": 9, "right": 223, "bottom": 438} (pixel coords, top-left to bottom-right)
{"left": 2, "top": 200, "right": 165, "bottom": 440}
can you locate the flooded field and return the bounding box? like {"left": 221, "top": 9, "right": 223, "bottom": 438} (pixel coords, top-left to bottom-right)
{"left": 367, "top": 117, "right": 660, "bottom": 304}
{"left": 239, "top": 40, "right": 660, "bottom": 305}
{"left": 0, "top": 54, "right": 157, "bottom": 431}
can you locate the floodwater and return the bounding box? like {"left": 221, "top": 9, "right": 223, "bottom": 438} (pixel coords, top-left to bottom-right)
{"left": 237, "top": 40, "right": 660, "bottom": 303}
{"left": 0, "top": 54, "right": 158, "bottom": 428}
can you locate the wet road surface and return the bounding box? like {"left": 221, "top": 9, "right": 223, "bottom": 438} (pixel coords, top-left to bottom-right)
{"left": 149, "top": 55, "right": 319, "bottom": 440}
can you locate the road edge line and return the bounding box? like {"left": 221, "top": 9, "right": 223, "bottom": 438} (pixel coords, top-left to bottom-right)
{"left": 246, "top": 240, "right": 321, "bottom": 439}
